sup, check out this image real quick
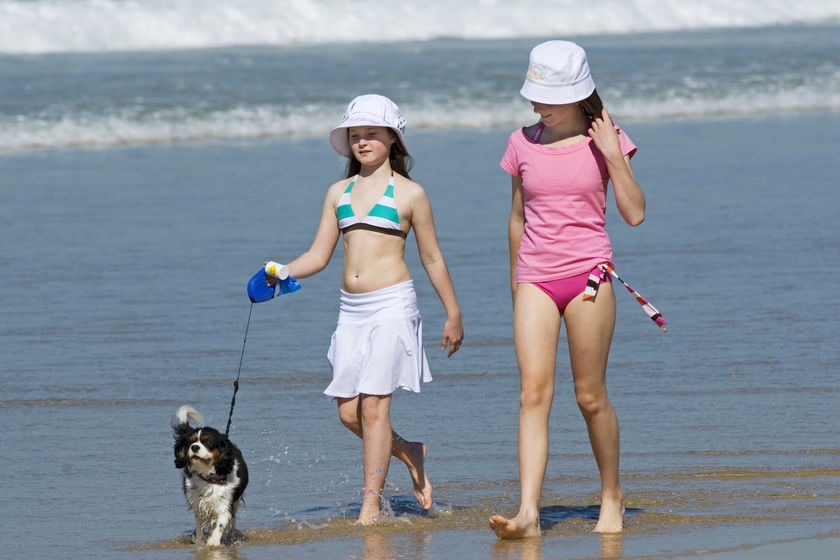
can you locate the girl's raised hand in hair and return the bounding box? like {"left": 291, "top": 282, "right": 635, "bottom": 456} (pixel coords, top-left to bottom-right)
{"left": 588, "top": 108, "right": 622, "bottom": 161}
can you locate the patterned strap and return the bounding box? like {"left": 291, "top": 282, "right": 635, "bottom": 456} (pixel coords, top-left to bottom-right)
{"left": 583, "top": 263, "right": 667, "bottom": 332}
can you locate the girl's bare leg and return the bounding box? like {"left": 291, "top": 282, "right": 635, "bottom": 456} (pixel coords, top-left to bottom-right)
{"left": 490, "top": 284, "right": 561, "bottom": 539}
{"left": 390, "top": 433, "right": 432, "bottom": 510}
{"left": 337, "top": 395, "right": 433, "bottom": 514}
{"left": 564, "top": 283, "right": 624, "bottom": 533}
{"left": 357, "top": 394, "right": 393, "bottom": 524}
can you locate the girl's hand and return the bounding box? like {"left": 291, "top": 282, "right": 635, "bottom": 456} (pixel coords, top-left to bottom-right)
{"left": 588, "top": 108, "right": 646, "bottom": 226}
{"left": 264, "top": 260, "right": 287, "bottom": 287}
{"left": 588, "top": 108, "right": 622, "bottom": 161}
{"left": 441, "top": 317, "right": 464, "bottom": 357}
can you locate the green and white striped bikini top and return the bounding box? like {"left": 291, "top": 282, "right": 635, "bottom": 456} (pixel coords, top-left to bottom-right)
{"left": 336, "top": 175, "right": 407, "bottom": 239}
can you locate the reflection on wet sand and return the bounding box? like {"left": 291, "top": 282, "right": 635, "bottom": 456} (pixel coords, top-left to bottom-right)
{"left": 191, "top": 545, "right": 243, "bottom": 560}
{"left": 600, "top": 533, "right": 624, "bottom": 558}
{"left": 360, "top": 530, "right": 432, "bottom": 560}
{"left": 491, "top": 537, "right": 543, "bottom": 560}
{"left": 489, "top": 531, "right": 623, "bottom": 560}
{"left": 362, "top": 532, "right": 397, "bottom": 560}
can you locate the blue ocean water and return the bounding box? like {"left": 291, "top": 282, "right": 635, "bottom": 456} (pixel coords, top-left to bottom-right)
{"left": 1, "top": 3, "right": 839, "bottom": 559}
{"left": 0, "top": 1, "right": 839, "bottom": 151}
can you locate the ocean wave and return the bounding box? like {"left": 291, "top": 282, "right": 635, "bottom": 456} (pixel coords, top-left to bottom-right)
{"left": 1, "top": 0, "right": 839, "bottom": 54}
{"left": 2, "top": 92, "right": 838, "bottom": 153}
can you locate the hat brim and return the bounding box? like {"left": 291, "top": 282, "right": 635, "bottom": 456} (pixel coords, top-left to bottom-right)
{"left": 520, "top": 77, "right": 595, "bottom": 105}
{"left": 330, "top": 120, "right": 408, "bottom": 158}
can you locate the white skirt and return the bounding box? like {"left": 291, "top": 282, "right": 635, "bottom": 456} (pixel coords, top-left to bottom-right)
{"left": 325, "top": 280, "right": 432, "bottom": 399}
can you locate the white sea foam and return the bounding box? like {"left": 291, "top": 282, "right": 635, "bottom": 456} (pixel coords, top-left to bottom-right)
{"left": 1, "top": 4, "right": 837, "bottom": 153}
{"left": 1, "top": 0, "right": 839, "bottom": 54}
{"left": 2, "top": 90, "right": 838, "bottom": 153}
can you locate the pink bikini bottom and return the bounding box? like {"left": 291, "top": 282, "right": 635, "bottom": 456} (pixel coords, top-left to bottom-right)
{"left": 533, "top": 265, "right": 610, "bottom": 312}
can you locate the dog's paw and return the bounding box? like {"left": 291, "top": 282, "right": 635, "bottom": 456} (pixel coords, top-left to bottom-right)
{"left": 224, "top": 529, "right": 245, "bottom": 544}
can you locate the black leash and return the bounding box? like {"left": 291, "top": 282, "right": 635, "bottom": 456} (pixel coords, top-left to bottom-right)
{"left": 225, "top": 302, "right": 254, "bottom": 436}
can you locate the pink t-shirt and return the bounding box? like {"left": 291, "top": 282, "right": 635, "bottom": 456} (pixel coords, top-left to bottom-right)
{"left": 501, "top": 126, "right": 637, "bottom": 282}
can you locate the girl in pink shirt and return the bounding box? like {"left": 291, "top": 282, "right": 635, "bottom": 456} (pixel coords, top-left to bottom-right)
{"left": 490, "top": 40, "right": 647, "bottom": 539}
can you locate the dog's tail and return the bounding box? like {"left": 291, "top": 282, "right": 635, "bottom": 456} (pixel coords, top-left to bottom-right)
{"left": 171, "top": 405, "right": 204, "bottom": 433}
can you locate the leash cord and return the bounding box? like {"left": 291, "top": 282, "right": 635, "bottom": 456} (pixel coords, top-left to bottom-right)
{"left": 225, "top": 301, "right": 254, "bottom": 436}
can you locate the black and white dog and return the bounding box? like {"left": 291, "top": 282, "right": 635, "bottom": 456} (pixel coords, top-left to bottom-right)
{"left": 171, "top": 405, "right": 249, "bottom": 546}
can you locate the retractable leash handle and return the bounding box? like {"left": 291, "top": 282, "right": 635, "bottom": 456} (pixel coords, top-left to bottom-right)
{"left": 247, "top": 261, "right": 301, "bottom": 303}
{"left": 229, "top": 262, "right": 301, "bottom": 435}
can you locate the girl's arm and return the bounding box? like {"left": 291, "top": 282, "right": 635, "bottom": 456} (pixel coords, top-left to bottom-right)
{"left": 409, "top": 185, "right": 464, "bottom": 357}
{"left": 284, "top": 184, "right": 342, "bottom": 279}
{"left": 509, "top": 175, "right": 525, "bottom": 301}
{"left": 588, "top": 108, "right": 646, "bottom": 227}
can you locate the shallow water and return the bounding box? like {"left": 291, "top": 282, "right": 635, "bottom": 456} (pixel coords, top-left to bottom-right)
{"left": 2, "top": 109, "right": 839, "bottom": 559}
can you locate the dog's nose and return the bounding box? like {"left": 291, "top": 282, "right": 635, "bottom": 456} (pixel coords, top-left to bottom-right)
{"left": 191, "top": 444, "right": 200, "bottom": 452}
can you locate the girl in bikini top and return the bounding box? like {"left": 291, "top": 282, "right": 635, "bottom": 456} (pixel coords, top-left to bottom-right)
{"left": 335, "top": 175, "right": 407, "bottom": 239}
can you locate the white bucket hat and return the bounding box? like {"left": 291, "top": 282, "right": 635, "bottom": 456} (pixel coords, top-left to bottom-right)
{"left": 329, "top": 94, "right": 408, "bottom": 157}
{"left": 520, "top": 40, "right": 596, "bottom": 105}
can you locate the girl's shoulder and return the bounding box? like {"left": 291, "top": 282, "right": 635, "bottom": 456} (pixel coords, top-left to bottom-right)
{"left": 392, "top": 173, "right": 425, "bottom": 195}
{"left": 506, "top": 124, "right": 544, "bottom": 151}
{"left": 327, "top": 176, "right": 353, "bottom": 193}
{"left": 324, "top": 177, "right": 352, "bottom": 205}
{"left": 392, "top": 174, "right": 429, "bottom": 213}
{"left": 520, "top": 123, "right": 540, "bottom": 141}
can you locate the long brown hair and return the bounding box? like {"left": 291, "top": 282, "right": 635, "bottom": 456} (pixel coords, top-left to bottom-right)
{"left": 344, "top": 129, "right": 414, "bottom": 179}
{"left": 579, "top": 89, "right": 605, "bottom": 121}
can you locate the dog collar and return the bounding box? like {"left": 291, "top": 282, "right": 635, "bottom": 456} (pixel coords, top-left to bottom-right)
{"left": 194, "top": 472, "right": 227, "bottom": 485}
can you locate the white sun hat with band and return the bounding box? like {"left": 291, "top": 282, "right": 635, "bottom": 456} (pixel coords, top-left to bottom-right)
{"left": 520, "top": 40, "right": 596, "bottom": 105}
{"left": 329, "top": 94, "right": 408, "bottom": 157}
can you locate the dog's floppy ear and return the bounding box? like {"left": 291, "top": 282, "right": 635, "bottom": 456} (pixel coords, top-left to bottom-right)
{"left": 173, "top": 436, "right": 190, "bottom": 469}
{"left": 173, "top": 440, "right": 189, "bottom": 469}
{"left": 172, "top": 422, "right": 196, "bottom": 469}
{"left": 214, "top": 438, "right": 233, "bottom": 475}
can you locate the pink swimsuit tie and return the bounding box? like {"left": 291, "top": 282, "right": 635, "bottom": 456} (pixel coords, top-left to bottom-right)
{"left": 583, "top": 263, "right": 667, "bottom": 332}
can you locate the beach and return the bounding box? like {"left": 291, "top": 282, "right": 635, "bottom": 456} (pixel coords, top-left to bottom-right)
{"left": 2, "top": 2, "right": 840, "bottom": 557}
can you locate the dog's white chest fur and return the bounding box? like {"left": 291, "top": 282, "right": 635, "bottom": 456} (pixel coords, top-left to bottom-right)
{"left": 184, "top": 466, "right": 243, "bottom": 516}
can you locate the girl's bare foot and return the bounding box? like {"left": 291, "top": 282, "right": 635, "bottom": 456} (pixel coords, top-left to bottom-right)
{"left": 489, "top": 513, "right": 541, "bottom": 539}
{"left": 356, "top": 512, "right": 383, "bottom": 526}
{"left": 357, "top": 488, "right": 384, "bottom": 526}
{"left": 593, "top": 495, "right": 624, "bottom": 533}
{"left": 404, "top": 442, "right": 432, "bottom": 510}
